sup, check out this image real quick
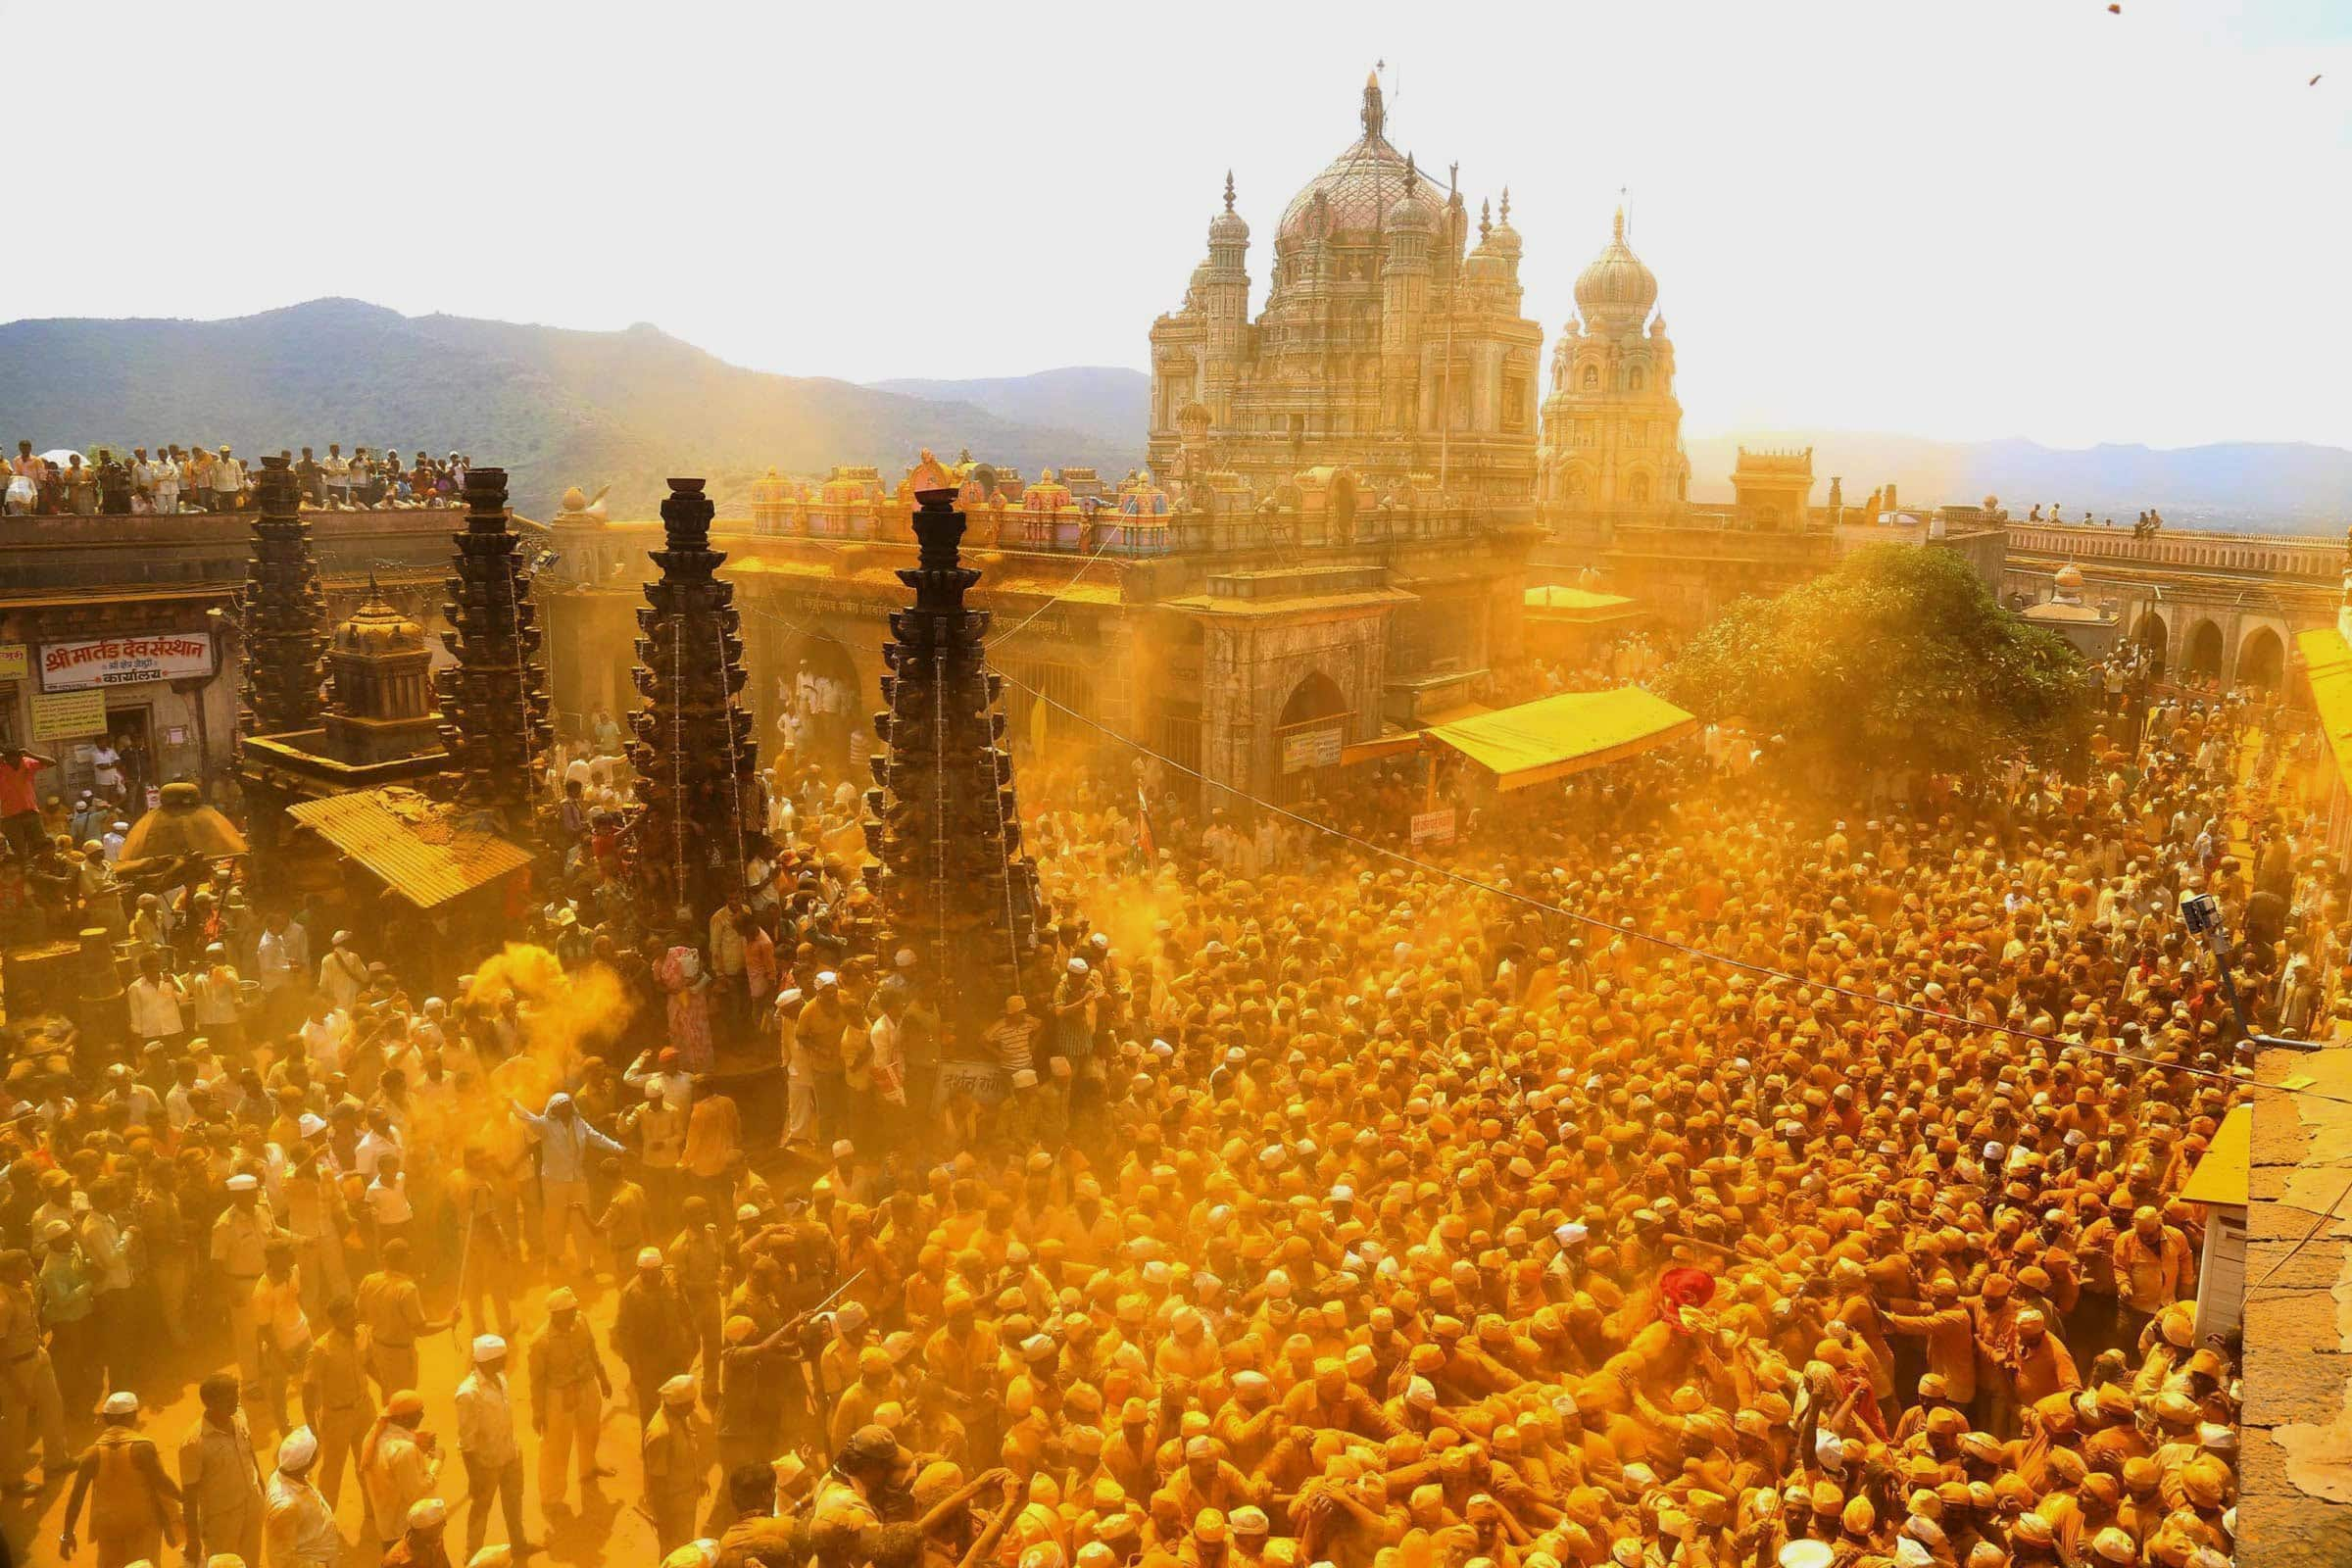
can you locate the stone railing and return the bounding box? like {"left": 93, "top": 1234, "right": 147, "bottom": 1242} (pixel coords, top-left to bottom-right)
{"left": 0, "top": 506, "right": 462, "bottom": 593}
{"left": 2005, "top": 520, "right": 2340, "bottom": 579}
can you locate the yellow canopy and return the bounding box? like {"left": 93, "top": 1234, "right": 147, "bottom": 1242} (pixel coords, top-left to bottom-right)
{"left": 1426, "top": 687, "right": 1697, "bottom": 792}
{"left": 2179, "top": 1102, "right": 2250, "bottom": 1207}
{"left": 2298, "top": 626, "right": 2352, "bottom": 804}
{"left": 1524, "top": 585, "right": 1641, "bottom": 623}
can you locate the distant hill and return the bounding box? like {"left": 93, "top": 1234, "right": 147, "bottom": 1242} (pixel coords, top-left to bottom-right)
{"left": 1687, "top": 430, "right": 2352, "bottom": 531}
{"left": 0, "top": 299, "right": 1145, "bottom": 520}
{"left": 867, "top": 368, "right": 1152, "bottom": 455}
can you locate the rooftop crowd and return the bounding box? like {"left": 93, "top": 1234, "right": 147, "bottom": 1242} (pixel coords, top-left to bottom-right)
{"left": 0, "top": 635, "right": 2298, "bottom": 1568}
{"left": 4, "top": 443, "right": 479, "bottom": 516}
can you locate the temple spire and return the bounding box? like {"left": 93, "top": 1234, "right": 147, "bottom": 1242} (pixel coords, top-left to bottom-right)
{"left": 1223, "top": 169, "right": 1236, "bottom": 214}
{"left": 1361, "top": 70, "right": 1386, "bottom": 139}
{"left": 627, "top": 477, "right": 768, "bottom": 923}
{"left": 237, "top": 456, "right": 328, "bottom": 740}
{"left": 860, "top": 462, "right": 1046, "bottom": 1054}
{"left": 436, "top": 466, "right": 553, "bottom": 839}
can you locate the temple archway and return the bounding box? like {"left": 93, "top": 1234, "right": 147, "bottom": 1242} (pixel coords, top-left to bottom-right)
{"left": 2183, "top": 619, "right": 2225, "bottom": 678}
{"left": 779, "top": 631, "right": 864, "bottom": 772}
{"left": 2237, "top": 625, "right": 2284, "bottom": 687}
{"left": 1272, "top": 670, "right": 1351, "bottom": 805}
{"left": 2132, "top": 610, "right": 2168, "bottom": 663}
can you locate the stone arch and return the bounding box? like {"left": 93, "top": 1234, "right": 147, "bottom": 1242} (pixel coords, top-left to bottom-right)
{"left": 1627, "top": 366, "right": 1646, "bottom": 393}
{"left": 2132, "top": 609, "right": 2169, "bottom": 663}
{"left": 1278, "top": 669, "right": 1349, "bottom": 728}
{"left": 2236, "top": 624, "right": 2285, "bottom": 687}
{"left": 1625, "top": 470, "right": 1653, "bottom": 504}
{"left": 2183, "top": 618, "right": 2225, "bottom": 678}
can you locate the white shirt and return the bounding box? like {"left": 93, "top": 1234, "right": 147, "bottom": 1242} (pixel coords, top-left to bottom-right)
{"left": 455, "top": 1369, "right": 521, "bottom": 1467}
{"left": 365, "top": 1171, "right": 414, "bottom": 1226}
{"left": 126, "top": 975, "right": 186, "bottom": 1038}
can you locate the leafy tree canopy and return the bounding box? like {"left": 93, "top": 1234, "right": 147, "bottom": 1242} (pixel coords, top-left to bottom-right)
{"left": 1657, "top": 544, "right": 2089, "bottom": 779}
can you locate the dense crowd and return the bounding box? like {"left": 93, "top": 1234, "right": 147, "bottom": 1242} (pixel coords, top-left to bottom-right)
{"left": 0, "top": 647, "right": 2305, "bottom": 1568}
{"left": 4, "top": 443, "right": 478, "bottom": 516}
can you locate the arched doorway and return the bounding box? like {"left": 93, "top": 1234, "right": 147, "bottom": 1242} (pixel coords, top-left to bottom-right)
{"left": 2237, "top": 625, "right": 2284, "bottom": 688}
{"left": 2132, "top": 610, "right": 2168, "bottom": 666}
{"left": 1272, "top": 670, "right": 1351, "bottom": 806}
{"left": 2183, "top": 619, "right": 2225, "bottom": 679}
{"left": 779, "top": 631, "right": 863, "bottom": 778}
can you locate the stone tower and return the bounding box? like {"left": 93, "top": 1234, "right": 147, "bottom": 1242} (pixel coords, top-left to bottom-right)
{"left": 629, "top": 477, "right": 767, "bottom": 924}
{"left": 861, "top": 456, "right": 1044, "bottom": 1054}
{"left": 236, "top": 455, "right": 329, "bottom": 743}
{"left": 436, "top": 466, "right": 554, "bottom": 836}
{"left": 1537, "top": 208, "right": 1691, "bottom": 530}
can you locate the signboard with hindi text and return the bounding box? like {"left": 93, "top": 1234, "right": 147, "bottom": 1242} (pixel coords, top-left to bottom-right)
{"left": 30, "top": 689, "right": 109, "bottom": 741}
{"left": 1280, "top": 725, "right": 1344, "bottom": 775}
{"left": 1410, "top": 808, "right": 1457, "bottom": 847}
{"left": 0, "top": 645, "right": 25, "bottom": 682}
{"left": 38, "top": 632, "right": 215, "bottom": 692}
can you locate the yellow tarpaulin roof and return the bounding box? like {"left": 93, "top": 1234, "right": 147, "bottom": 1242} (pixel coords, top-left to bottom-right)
{"left": 1524, "top": 585, "right": 1641, "bottom": 621}
{"left": 1419, "top": 701, "right": 1494, "bottom": 728}
{"left": 2299, "top": 626, "right": 2352, "bottom": 804}
{"left": 2179, "top": 1102, "right": 2250, "bottom": 1207}
{"left": 1426, "top": 687, "right": 1697, "bottom": 791}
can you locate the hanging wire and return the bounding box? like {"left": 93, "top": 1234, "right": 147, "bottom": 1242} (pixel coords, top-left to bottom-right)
{"left": 985, "top": 529, "right": 1120, "bottom": 653}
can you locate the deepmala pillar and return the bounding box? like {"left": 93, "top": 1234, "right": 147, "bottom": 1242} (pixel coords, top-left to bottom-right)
{"left": 628, "top": 477, "right": 768, "bottom": 925}
{"left": 237, "top": 455, "right": 329, "bottom": 741}
{"left": 862, "top": 458, "right": 1046, "bottom": 1054}
{"left": 436, "top": 466, "right": 555, "bottom": 840}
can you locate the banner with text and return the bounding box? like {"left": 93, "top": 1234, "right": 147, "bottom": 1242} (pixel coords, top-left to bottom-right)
{"left": 38, "top": 632, "right": 215, "bottom": 692}
{"left": 30, "top": 689, "right": 110, "bottom": 741}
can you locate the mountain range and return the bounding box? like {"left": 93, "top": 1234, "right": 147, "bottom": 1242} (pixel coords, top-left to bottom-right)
{"left": 2, "top": 298, "right": 2342, "bottom": 530}
{"left": 0, "top": 299, "right": 1143, "bottom": 520}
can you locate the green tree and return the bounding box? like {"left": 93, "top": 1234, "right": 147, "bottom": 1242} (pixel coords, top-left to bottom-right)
{"left": 1657, "top": 544, "right": 2089, "bottom": 780}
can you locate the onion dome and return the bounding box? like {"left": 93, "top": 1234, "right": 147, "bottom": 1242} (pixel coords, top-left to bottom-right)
{"left": 333, "top": 581, "right": 425, "bottom": 656}
{"left": 2055, "top": 563, "right": 2086, "bottom": 594}
{"left": 1385, "top": 154, "right": 1435, "bottom": 232}
{"left": 1278, "top": 74, "right": 1446, "bottom": 247}
{"left": 1209, "top": 171, "right": 1250, "bottom": 245}
{"left": 1574, "top": 207, "right": 1658, "bottom": 319}
{"left": 1485, "top": 186, "right": 1522, "bottom": 259}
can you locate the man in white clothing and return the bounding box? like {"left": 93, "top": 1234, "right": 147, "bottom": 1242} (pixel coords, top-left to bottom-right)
{"left": 124, "top": 953, "right": 186, "bottom": 1047}
{"left": 265, "top": 1427, "right": 341, "bottom": 1568}
{"left": 455, "top": 1335, "right": 537, "bottom": 1558}
{"left": 318, "top": 930, "right": 368, "bottom": 1011}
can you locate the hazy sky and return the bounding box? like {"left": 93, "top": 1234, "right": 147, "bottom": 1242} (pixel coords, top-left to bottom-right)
{"left": 9, "top": 0, "right": 2346, "bottom": 448}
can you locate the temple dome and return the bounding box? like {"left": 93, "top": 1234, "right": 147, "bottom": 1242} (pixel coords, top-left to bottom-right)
{"left": 1209, "top": 171, "right": 1250, "bottom": 244}
{"left": 1484, "top": 188, "right": 1522, "bottom": 258}
{"left": 1574, "top": 208, "right": 1658, "bottom": 318}
{"left": 333, "top": 587, "right": 425, "bottom": 656}
{"left": 1277, "top": 76, "right": 1446, "bottom": 248}
{"left": 2054, "top": 563, "right": 2085, "bottom": 594}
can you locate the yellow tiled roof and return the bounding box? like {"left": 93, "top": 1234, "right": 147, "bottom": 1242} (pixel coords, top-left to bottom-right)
{"left": 284, "top": 786, "right": 531, "bottom": 908}
{"left": 1427, "top": 687, "right": 1697, "bottom": 792}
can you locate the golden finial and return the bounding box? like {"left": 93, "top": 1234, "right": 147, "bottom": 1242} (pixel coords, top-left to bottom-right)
{"left": 1499, "top": 187, "right": 1510, "bottom": 224}
{"left": 1479, "top": 198, "right": 1491, "bottom": 242}
{"left": 908, "top": 448, "right": 953, "bottom": 494}
{"left": 1223, "top": 170, "right": 1236, "bottom": 214}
